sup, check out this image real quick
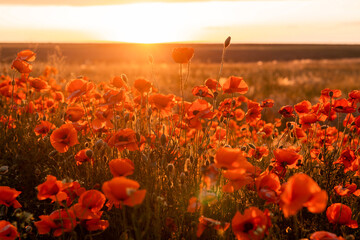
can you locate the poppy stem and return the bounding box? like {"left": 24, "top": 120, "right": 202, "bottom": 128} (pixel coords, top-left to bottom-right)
{"left": 80, "top": 96, "right": 94, "bottom": 138}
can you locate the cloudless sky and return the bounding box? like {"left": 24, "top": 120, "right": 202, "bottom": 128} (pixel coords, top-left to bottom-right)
{"left": 0, "top": 0, "right": 360, "bottom": 43}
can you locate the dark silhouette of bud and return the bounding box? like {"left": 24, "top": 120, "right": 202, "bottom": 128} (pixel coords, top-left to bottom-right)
{"left": 85, "top": 149, "right": 93, "bottom": 158}
{"left": 224, "top": 36, "right": 231, "bottom": 48}
{"left": 121, "top": 74, "right": 128, "bottom": 83}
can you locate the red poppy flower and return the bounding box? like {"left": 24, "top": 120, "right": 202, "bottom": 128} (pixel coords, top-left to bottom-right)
{"left": 29, "top": 77, "right": 50, "bottom": 91}
{"left": 310, "top": 231, "right": 344, "bottom": 240}
{"left": 84, "top": 218, "right": 109, "bottom": 232}
{"left": 37, "top": 175, "right": 67, "bottom": 202}
{"left": 223, "top": 166, "right": 259, "bottom": 192}
{"left": 0, "top": 220, "right": 19, "bottom": 240}
{"left": 320, "top": 88, "right": 341, "bottom": 103}
{"left": 34, "top": 121, "right": 55, "bottom": 137}
{"left": 17, "top": 49, "right": 36, "bottom": 62}
{"left": 294, "top": 100, "right": 312, "bottom": 115}
{"left": 273, "top": 148, "right": 301, "bottom": 168}
{"left": 110, "top": 76, "right": 129, "bottom": 90}
{"left": 62, "top": 181, "right": 86, "bottom": 206}
{"left": 148, "top": 94, "right": 175, "bottom": 116}
{"left": 246, "top": 102, "right": 263, "bottom": 126}
{"left": 215, "top": 147, "right": 247, "bottom": 170}
{"left": 334, "top": 183, "right": 360, "bottom": 197}
{"left": 192, "top": 85, "right": 214, "bottom": 98}
{"left": 134, "top": 78, "right": 153, "bottom": 95}
{"left": 279, "top": 105, "right": 295, "bottom": 118}
{"left": 34, "top": 209, "right": 77, "bottom": 237}
{"left": 326, "top": 203, "right": 358, "bottom": 228}
{"left": 11, "top": 59, "right": 32, "bottom": 73}
{"left": 232, "top": 207, "right": 271, "bottom": 240}
{"left": 172, "top": 47, "right": 194, "bottom": 64}
{"left": 50, "top": 123, "right": 79, "bottom": 153}
{"left": 66, "top": 78, "right": 94, "bottom": 101}
{"left": 197, "top": 216, "right": 230, "bottom": 237}
{"left": 75, "top": 149, "right": 94, "bottom": 166}
{"left": 65, "top": 105, "right": 85, "bottom": 122}
{"left": 279, "top": 173, "right": 328, "bottom": 217}
{"left": 0, "top": 186, "right": 22, "bottom": 208}
{"left": 73, "top": 190, "right": 106, "bottom": 220}
{"left": 255, "top": 173, "right": 280, "bottom": 203}
{"left": 333, "top": 99, "right": 356, "bottom": 113}
{"left": 222, "top": 76, "right": 248, "bottom": 94}
{"left": 186, "top": 99, "right": 214, "bottom": 129}
{"left": 107, "top": 128, "right": 138, "bottom": 151}
{"left": 205, "top": 78, "right": 220, "bottom": 91}
{"left": 102, "top": 177, "right": 146, "bottom": 209}
{"left": 187, "top": 197, "right": 201, "bottom": 213}
{"left": 109, "top": 158, "right": 135, "bottom": 177}
{"left": 260, "top": 99, "right": 274, "bottom": 108}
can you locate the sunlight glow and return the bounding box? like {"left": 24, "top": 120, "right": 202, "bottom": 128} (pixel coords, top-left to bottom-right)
{"left": 0, "top": 1, "right": 360, "bottom": 43}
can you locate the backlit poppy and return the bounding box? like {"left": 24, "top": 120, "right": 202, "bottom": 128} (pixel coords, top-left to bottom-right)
{"left": 73, "top": 190, "right": 106, "bottom": 220}
{"left": 279, "top": 173, "right": 328, "bottom": 217}
{"left": 102, "top": 177, "right": 146, "bottom": 209}
{"left": 17, "top": 49, "right": 36, "bottom": 62}
{"left": 37, "top": 175, "right": 67, "bottom": 202}
{"left": 192, "top": 85, "right": 214, "bottom": 98}
{"left": 0, "top": 220, "right": 19, "bottom": 240}
{"left": 278, "top": 105, "right": 295, "bottom": 118}
{"left": 109, "top": 158, "right": 135, "bottom": 177}
{"left": 215, "top": 147, "right": 247, "bottom": 170}
{"left": 134, "top": 78, "right": 153, "bottom": 95}
{"left": 148, "top": 94, "right": 175, "bottom": 116}
{"left": 65, "top": 106, "right": 85, "bottom": 122}
{"left": 66, "top": 78, "right": 94, "bottom": 101}
{"left": 232, "top": 207, "right": 271, "bottom": 240}
{"left": 310, "top": 231, "right": 344, "bottom": 240}
{"left": 50, "top": 123, "right": 79, "bottom": 153}
{"left": 34, "top": 209, "right": 77, "bottom": 237}
{"left": 107, "top": 128, "right": 138, "bottom": 151}
{"left": 0, "top": 186, "right": 22, "bottom": 208}
{"left": 74, "top": 149, "right": 94, "bottom": 166}
{"left": 222, "top": 76, "right": 248, "bottom": 94}
{"left": 29, "top": 78, "right": 50, "bottom": 91}
{"left": 111, "top": 76, "right": 129, "bottom": 90}
{"left": 84, "top": 218, "right": 109, "bottom": 232}
{"left": 326, "top": 203, "right": 358, "bottom": 228}
{"left": 11, "top": 59, "right": 32, "bottom": 73}
{"left": 196, "top": 216, "right": 230, "bottom": 237}
{"left": 172, "top": 47, "right": 194, "bottom": 64}
{"left": 205, "top": 78, "right": 220, "bottom": 91}
{"left": 334, "top": 183, "right": 360, "bottom": 197}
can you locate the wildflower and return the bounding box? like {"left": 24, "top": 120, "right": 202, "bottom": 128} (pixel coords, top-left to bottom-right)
{"left": 187, "top": 197, "right": 201, "bottom": 213}
{"left": 37, "top": 175, "right": 67, "bottom": 202}
{"left": 148, "top": 94, "right": 175, "bottom": 116}
{"left": 62, "top": 181, "right": 86, "bottom": 206}
{"left": 255, "top": 173, "right": 281, "bottom": 204}
{"left": 34, "top": 121, "right": 55, "bottom": 137}
{"left": 50, "top": 123, "right": 79, "bottom": 153}
{"left": 110, "top": 76, "right": 129, "bottom": 90}
{"left": 107, "top": 128, "right": 138, "bottom": 151}
{"left": 192, "top": 85, "right": 214, "bottom": 98}
{"left": 11, "top": 59, "right": 32, "bottom": 73}
{"left": 75, "top": 149, "right": 94, "bottom": 166}
{"left": 310, "top": 231, "right": 344, "bottom": 240}
{"left": 222, "top": 76, "right": 248, "bottom": 94}
{"left": 34, "top": 209, "right": 77, "bottom": 237}
{"left": 65, "top": 106, "right": 85, "bottom": 122}
{"left": 197, "top": 216, "right": 230, "bottom": 237}
{"left": 334, "top": 183, "right": 360, "bottom": 197}
{"left": 0, "top": 186, "right": 22, "bottom": 208}
{"left": 279, "top": 173, "right": 328, "bottom": 217}
{"left": 215, "top": 147, "right": 247, "bottom": 170}
{"left": 278, "top": 105, "right": 295, "bottom": 118}
{"left": 134, "top": 78, "right": 153, "bottom": 95}
{"left": 84, "top": 218, "right": 109, "bottom": 232}
{"left": 172, "top": 47, "right": 194, "bottom": 64}
{"left": 73, "top": 190, "right": 106, "bottom": 220}
{"left": 102, "top": 177, "right": 146, "bottom": 209}
{"left": 205, "top": 78, "right": 220, "bottom": 91}
{"left": 0, "top": 220, "right": 19, "bottom": 240}
{"left": 260, "top": 99, "right": 274, "bottom": 108}
{"left": 109, "top": 158, "right": 135, "bottom": 177}
{"left": 232, "top": 207, "right": 271, "bottom": 240}
{"left": 326, "top": 203, "right": 358, "bottom": 228}
{"left": 66, "top": 78, "right": 94, "bottom": 101}
{"left": 17, "top": 49, "right": 36, "bottom": 61}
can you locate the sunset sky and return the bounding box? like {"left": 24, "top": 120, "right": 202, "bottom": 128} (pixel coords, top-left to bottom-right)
{"left": 0, "top": 0, "right": 359, "bottom": 44}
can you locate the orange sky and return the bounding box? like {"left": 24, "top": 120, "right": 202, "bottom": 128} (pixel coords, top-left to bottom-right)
{"left": 0, "top": 0, "right": 360, "bottom": 43}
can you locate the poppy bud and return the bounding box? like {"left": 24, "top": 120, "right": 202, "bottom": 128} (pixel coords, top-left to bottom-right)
{"left": 148, "top": 55, "right": 154, "bottom": 64}
{"left": 25, "top": 225, "right": 32, "bottom": 233}
{"left": 85, "top": 149, "right": 93, "bottom": 158}
{"left": 329, "top": 91, "right": 334, "bottom": 97}
{"left": 213, "top": 91, "right": 218, "bottom": 98}
{"left": 224, "top": 36, "right": 231, "bottom": 48}
{"left": 209, "top": 156, "right": 214, "bottom": 163}
{"left": 136, "top": 132, "right": 141, "bottom": 142}
{"left": 248, "top": 143, "right": 256, "bottom": 149}
{"left": 94, "top": 139, "right": 104, "bottom": 149}
{"left": 205, "top": 160, "right": 210, "bottom": 167}
{"left": 161, "top": 133, "right": 166, "bottom": 146}
{"left": 346, "top": 235, "right": 355, "bottom": 240}
{"left": 11, "top": 79, "right": 15, "bottom": 86}
{"left": 48, "top": 150, "right": 58, "bottom": 158}
{"left": 0, "top": 166, "right": 9, "bottom": 174}
{"left": 167, "top": 163, "right": 174, "bottom": 173}
{"left": 241, "top": 146, "right": 247, "bottom": 151}
{"left": 141, "top": 153, "right": 148, "bottom": 162}
{"left": 85, "top": 142, "right": 90, "bottom": 148}
{"left": 184, "top": 158, "right": 191, "bottom": 172}
{"left": 180, "top": 172, "right": 186, "bottom": 184}
{"left": 103, "top": 155, "right": 108, "bottom": 162}
{"left": 121, "top": 74, "right": 128, "bottom": 83}
{"left": 321, "top": 125, "right": 329, "bottom": 129}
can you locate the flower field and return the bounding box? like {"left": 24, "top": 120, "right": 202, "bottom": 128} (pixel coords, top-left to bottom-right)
{"left": 1, "top": 41, "right": 360, "bottom": 240}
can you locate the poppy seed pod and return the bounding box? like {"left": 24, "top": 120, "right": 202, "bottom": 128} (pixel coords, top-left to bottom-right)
{"left": 121, "top": 74, "right": 128, "bottom": 83}
{"left": 329, "top": 91, "right": 334, "bottom": 97}
{"left": 85, "top": 149, "right": 94, "bottom": 159}
{"left": 224, "top": 36, "right": 231, "bottom": 48}
{"left": 94, "top": 139, "right": 104, "bottom": 149}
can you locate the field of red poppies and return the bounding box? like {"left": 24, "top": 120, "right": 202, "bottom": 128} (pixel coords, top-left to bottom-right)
{"left": 1, "top": 40, "right": 360, "bottom": 240}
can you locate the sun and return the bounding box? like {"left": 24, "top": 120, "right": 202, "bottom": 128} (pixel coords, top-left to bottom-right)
{"left": 97, "top": 3, "right": 196, "bottom": 43}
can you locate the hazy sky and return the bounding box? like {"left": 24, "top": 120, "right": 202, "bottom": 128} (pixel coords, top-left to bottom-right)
{"left": 0, "top": 0, "right": 359, "bottom": 43}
